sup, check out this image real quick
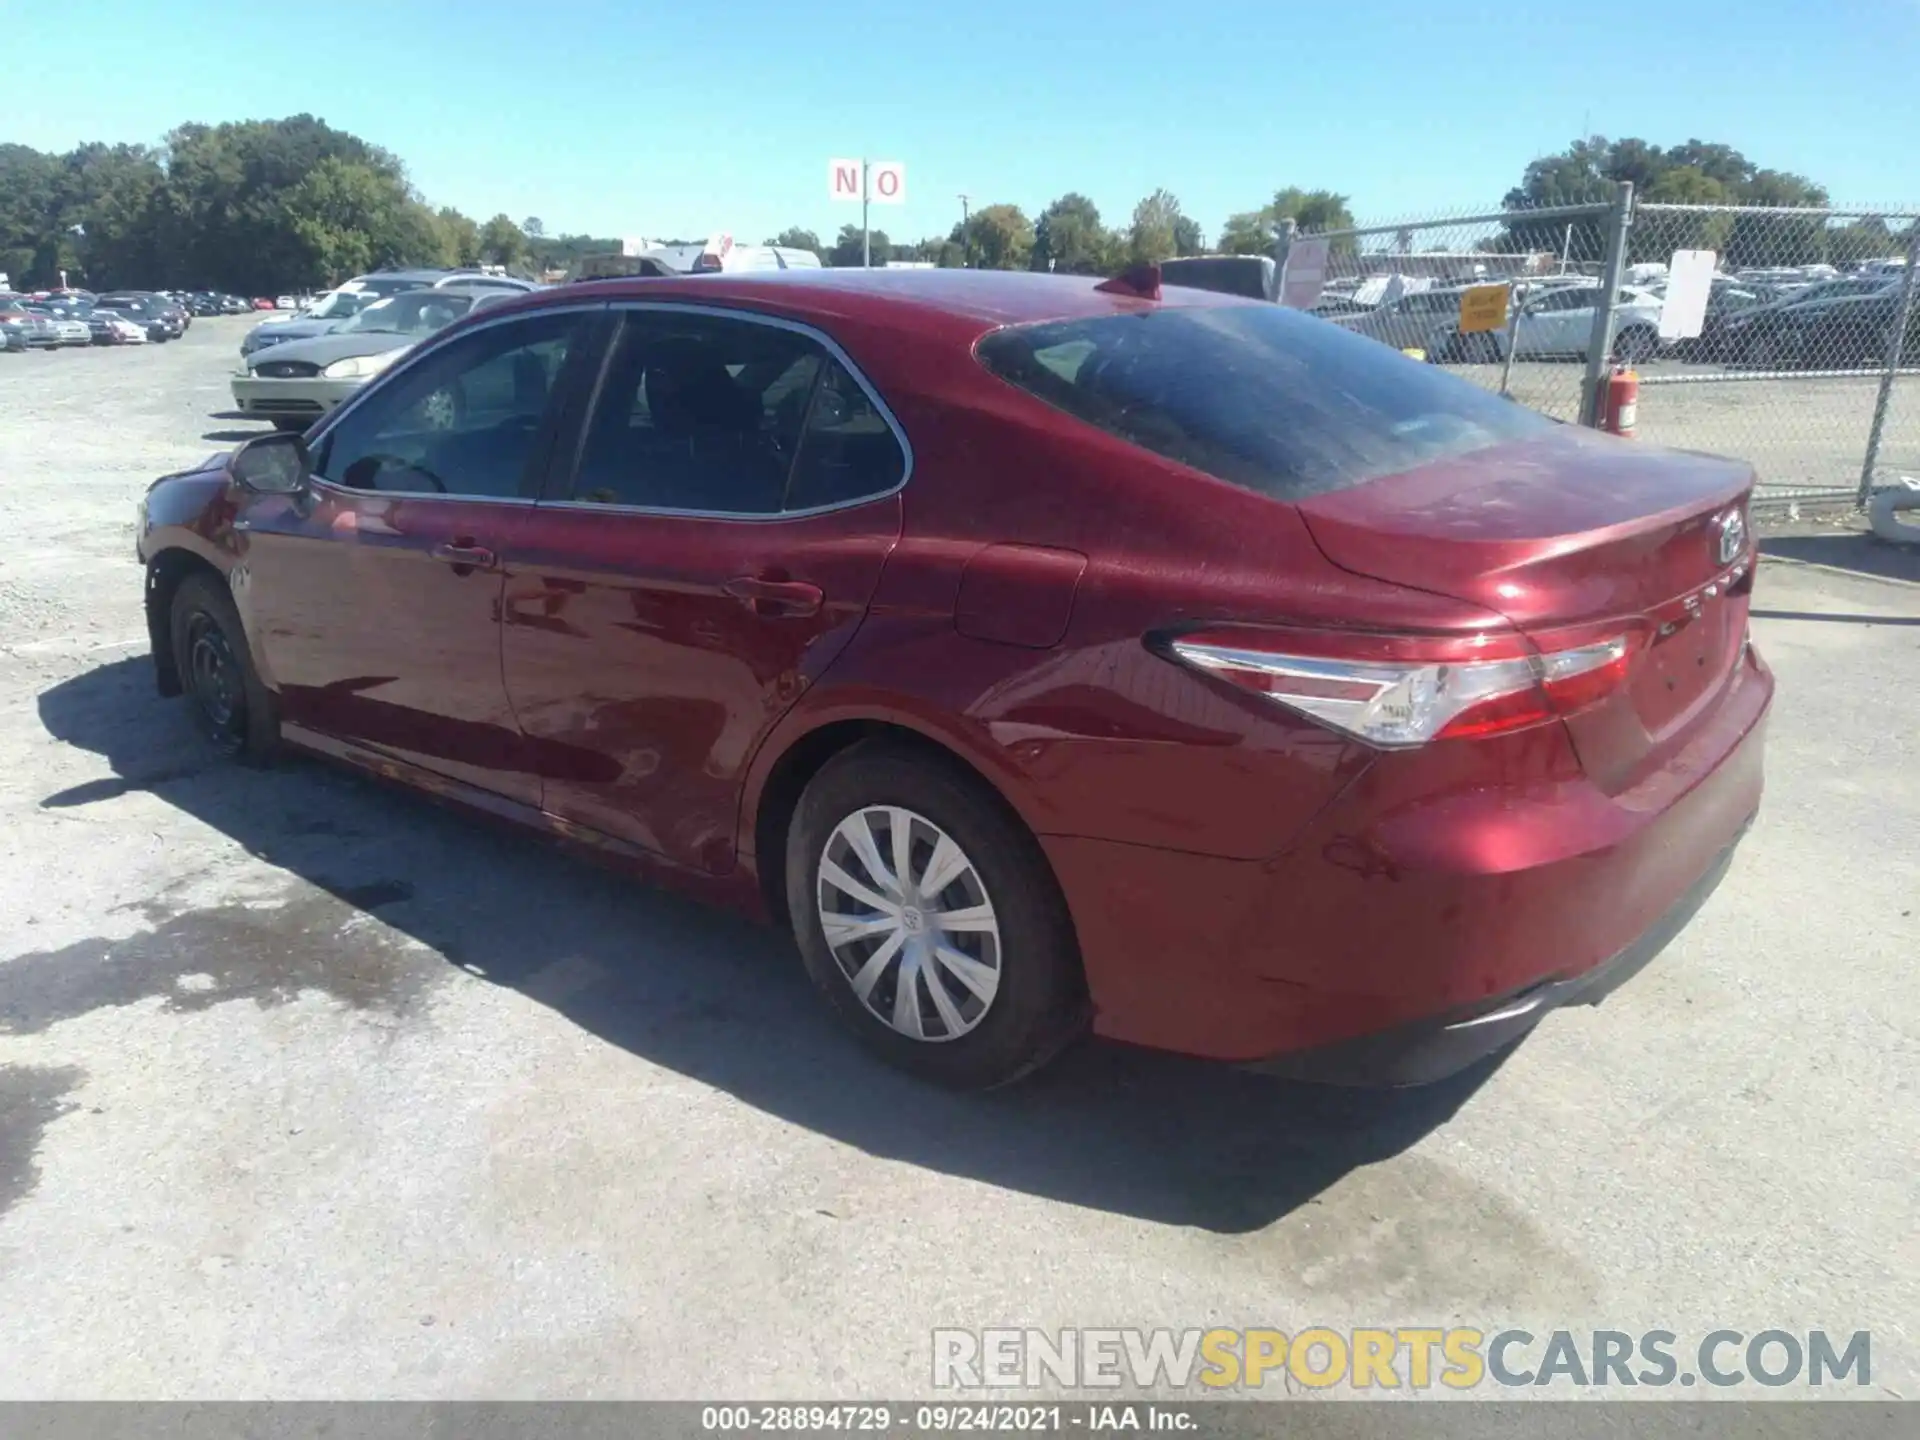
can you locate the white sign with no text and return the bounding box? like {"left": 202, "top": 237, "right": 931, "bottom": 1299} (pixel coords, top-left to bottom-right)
{"left": 1659, "top": 249, "right": 1718, "bottom": 340}
{"left": 1280, "top": 237, "right": 1330, "bottom": 309}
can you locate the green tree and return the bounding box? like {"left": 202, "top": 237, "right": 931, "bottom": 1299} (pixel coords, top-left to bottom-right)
{"left": 960, "top": 204, "right": 1034, "bottom": 270}
{"left": 766, "top": 227, "right": 823, "bottom": 255}
{"left": 1173, "top": 215, "right": 1205, "bottom": 257}
{"left": 827, "top": 224, "right": 890, "bottom": 266}
{"left": 1128, "top": 189, "right": 1183, "bottom": 263}
{"left": 1033, "top": 193, "right": 1115, "bottom": 274}
{"left": 436, "top": 207, "right": 483, "bottom": 267}
{"left": 59, "top": 143, "right": 166, "bottom": 287}
{"left": 477, "top": 213, "right": 528, "bottom": 268}
{"left": 522, "top": 216, "right": 545, "bottom": 239}
{"left": 1499, "top": 136, "right": 1831, "bottom": 267}
{"left": 1270, "top": 188, "right": 1356, "bottom": 252}
{"left": 1216, "top": 209, "right": 1273, "bottom": 256}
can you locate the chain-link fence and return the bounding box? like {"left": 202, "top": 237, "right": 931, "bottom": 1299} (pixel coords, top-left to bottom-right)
{"left": 1289, "top": 188, "right": 1920, "bottom": 509}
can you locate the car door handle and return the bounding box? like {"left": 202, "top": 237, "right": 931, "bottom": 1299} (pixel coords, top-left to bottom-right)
{"left": 431, "top": 541, "right": 498, "bottom": 574}
{"left": 724, "top": 575, "right": 824, "bottom": 617}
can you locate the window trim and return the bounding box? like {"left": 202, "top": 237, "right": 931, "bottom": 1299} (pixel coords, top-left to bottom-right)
{"left": 303, "top": 299, "right": 606, "bottom": 505}
{"left": 540, "top": 299, "right": 914, "bottom": 523}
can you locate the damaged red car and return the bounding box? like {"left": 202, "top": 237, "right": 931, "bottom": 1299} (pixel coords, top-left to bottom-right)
{"left": 135, "top": 267, "right": 1770, "bottom": 1088}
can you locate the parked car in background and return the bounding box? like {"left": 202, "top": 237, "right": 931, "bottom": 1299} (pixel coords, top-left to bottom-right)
{"left": 26, "top": 306, "right": 93, "bottom": 347}
{"left": 1429, "top": 282, "right": 1665, "bottom": 364}
{"left": 1751, "top": 290, "right": 1920, "bottom": 370}
{"left": 0, "top": 316, "right": 28, "bottom": 352}
{"left": 145, "top": 268, "right": 1771, "bottom": 1090}
{"left": 252, "top": 297, "right": 278, "bottom": 310}
{"left": 1715, "top": 277, "right": 1898, "bottom": 366}
{"left": 1160, "top": 255, "right": 1280, "bottom": 302}
{"left": 240, "top": 270, "right": 537, "bottom": 357}
{"left": 1659, "top": 278, "right": 1778, "bottom": 362}
{"left": 87, "top": 308, "right": 148, "bottom": 345}
{"left": 92, "top": 292, "right": 184, "bottom": 343}
{"left": 231, "top": 288, "right": 512, "bottom": 430}
{"left": 1309, "top": 295, "right": 1378, "bottom": 319}
{"left": 1334, "top": 284, "right": 1480, "bottom": 353}
{"left": 275, "top": 295, "right": 298, "bottom": 309}
{"left": 0, "top": 304, "right": 58, "bottom": 349}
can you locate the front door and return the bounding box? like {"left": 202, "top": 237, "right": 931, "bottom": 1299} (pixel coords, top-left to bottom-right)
{"left": 235, "top": 307, "right": 593, "bottom": 804}
{"left": 502, "top": 305, "right": 906, "bottom": 873}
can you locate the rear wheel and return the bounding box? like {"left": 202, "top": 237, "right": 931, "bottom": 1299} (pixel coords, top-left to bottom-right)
{"left": 271, "top": 419, "right": 308, "bottom": 434}
{"left": 168, "top": 572, "right": 279, "bottom": 764}
{"left": 786, "top": 742, "right": 1086, "bottom": 1088}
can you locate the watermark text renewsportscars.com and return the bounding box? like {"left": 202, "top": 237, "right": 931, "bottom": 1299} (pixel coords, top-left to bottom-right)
{"left": 933, "top": 1328, "right": 1871, "bottom": 1392}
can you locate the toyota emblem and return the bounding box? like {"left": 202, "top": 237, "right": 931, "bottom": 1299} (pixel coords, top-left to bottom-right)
{"left": 1716, "top": 510, "right": 1747, "bottom": 566}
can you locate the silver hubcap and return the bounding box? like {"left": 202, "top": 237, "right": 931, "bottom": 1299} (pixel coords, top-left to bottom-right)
{"left": 816, "top": 806, "right": 1001, "bottom": 1043}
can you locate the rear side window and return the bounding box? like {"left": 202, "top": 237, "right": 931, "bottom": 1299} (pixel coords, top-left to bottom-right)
{"left": 786, "top": 360, "right": 906, "bottom": 510}
{"left": 568, "top": 309, "right": 906, "bottom": 515}
{"left": 975, "top": 303, "right": 1552, "bottom": 501}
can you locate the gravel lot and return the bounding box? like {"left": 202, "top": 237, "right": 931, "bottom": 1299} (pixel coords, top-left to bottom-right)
{"left": 0, "top": 317, "right": 1917, "bottom": 1401}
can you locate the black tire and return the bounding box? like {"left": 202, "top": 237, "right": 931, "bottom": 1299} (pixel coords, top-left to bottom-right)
{"left": 271, "top": 418, "right": 308, "bottom": 434}
{"left": 168, "top": 572, "right": 279, "bottom": 764}
{"left": 786, "top": 741, "right": 1086, "bottom": 1089}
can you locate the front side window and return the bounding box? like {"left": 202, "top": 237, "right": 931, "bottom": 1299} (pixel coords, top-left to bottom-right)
{"left": 313, "top": 312, "right": 582, "bottom": 498}
{"left": 976, "top": 302, "right": 1551, "bottom": 502}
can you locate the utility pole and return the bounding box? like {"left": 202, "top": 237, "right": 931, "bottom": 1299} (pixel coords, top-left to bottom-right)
{"left": 862, "top": 158, "right": 871, "bottom": 268}
{"left": 959, "top": 194, "right": 971, "bottom": 268}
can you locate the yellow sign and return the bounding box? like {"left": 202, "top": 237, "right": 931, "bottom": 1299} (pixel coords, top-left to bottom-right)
{"left": 1458, "top": 284, "right": 1510, "bottom": 333}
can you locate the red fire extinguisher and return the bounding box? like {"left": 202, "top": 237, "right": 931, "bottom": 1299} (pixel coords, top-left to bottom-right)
{"left": 1604, "top": 365, "right": 1639, "bottom": 437}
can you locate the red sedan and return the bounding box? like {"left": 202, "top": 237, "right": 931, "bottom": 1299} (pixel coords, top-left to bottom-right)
{"left": 135, "top": 268, "right": 1770, "bottom": 1088}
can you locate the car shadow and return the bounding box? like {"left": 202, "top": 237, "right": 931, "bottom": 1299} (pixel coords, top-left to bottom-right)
{"left": 1761, "top": 531, "right": 1920, "bottom": 585}
{"left": 30, "top": 656, "right": 1500, "bottom": 1234}
{"left": 201, "top": 428, "right": 270, "bottom": 444}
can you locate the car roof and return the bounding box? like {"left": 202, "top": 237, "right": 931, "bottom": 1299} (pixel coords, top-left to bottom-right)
{"left": 544, "top": 267, "right": 1250, "bottom": 343}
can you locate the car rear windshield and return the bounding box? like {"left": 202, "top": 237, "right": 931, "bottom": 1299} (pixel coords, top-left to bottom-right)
{"left": 975, "top": 302, "right": 1554, "bottom": 501}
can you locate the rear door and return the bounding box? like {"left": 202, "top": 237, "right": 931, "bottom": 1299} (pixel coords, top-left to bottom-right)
{"left": 501, "top": 303, "right": 906, "bottom": 873}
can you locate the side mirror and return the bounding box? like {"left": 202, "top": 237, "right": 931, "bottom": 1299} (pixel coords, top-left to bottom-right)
{"left": 230, "top": 430, "right": 310, "bottom": 494}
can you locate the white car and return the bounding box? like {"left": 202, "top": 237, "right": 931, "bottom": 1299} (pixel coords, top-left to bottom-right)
{"left": 275, "top": 295, "right": 298, "bottom": 309}
{"left": 1431, "top": 283, "right": 1665, "bottom": 364}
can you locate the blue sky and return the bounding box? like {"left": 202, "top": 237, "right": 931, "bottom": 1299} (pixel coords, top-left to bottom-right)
{"left": 5, "top": 0, "right": 1918, "bottom": 245}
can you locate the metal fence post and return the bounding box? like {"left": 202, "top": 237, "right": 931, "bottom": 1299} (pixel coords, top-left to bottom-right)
{"left": 1856, "top": 225, "right": 1920, "bottom": 505}
{"left": 1498, "top": 278, "right": 1524, "bottom": 397}
{"left": 1580, "top": 181, "right": 1635, "bottom": 428}
{"left": 1271, "top": 217, "right": 1297, "bottom": 302}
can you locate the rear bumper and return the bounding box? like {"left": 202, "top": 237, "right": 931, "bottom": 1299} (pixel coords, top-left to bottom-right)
{"left": 1043, "top": 642, "right": 1773, "bottom": 1075}
{"left": 1242, "top": 820, "right": 1750, "bottom": 1085}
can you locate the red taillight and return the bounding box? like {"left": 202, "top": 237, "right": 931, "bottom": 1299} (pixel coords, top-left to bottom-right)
{"left": 1163, "top": 625, "right": 1642, "bottom": 748}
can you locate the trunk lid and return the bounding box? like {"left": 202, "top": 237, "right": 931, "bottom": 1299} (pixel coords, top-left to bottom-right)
{"left": 1295, "top": 425, "right": 1754, "bottom": 791}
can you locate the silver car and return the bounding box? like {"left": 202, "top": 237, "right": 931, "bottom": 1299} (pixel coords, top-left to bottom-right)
{"left": 27, "top": 307, "right": 92, "bottom": 348}
{"left": 231, "top": 289, "right": 514, "bottom": 429}
{"left": 240, "top": 269, "right": 538, "bottom": 357}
